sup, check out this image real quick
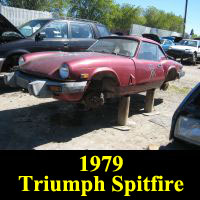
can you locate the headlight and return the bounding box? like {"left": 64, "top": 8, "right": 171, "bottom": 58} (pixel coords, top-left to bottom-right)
{"left": 18, "top": 56, "right": 25, "bottom": 66}
{"left": 168, "top": 46, "right": 173, "bottom": 50}
{"left": 174, "top": 116, "right": 200, "bottom": 145}
{"left": 59, "top": 63, "right": 69, "bottom": 79}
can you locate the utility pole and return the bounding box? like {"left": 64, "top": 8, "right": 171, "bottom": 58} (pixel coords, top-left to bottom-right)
{"left": 183, "top": 0, "right": 188, "bottom": 38}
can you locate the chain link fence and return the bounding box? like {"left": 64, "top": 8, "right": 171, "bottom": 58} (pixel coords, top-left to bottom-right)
{"left": 0, "top": 4, "right": 52, "bottom": 26}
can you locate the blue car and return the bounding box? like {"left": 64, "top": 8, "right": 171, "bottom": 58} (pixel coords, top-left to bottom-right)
{"left": 160, "top": 38, "right": 175, "bottom": 52}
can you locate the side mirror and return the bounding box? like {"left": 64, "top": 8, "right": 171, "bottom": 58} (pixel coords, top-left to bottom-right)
{"left": 198, "top": 45, "right": 200, "bottom": 48}
{"left": 35, "top": 32, "right": 46, "bottom": 41}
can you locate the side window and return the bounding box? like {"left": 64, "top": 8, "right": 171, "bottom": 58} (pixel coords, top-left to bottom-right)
{"left": 71, "top": 23, "right": 93, "bottom": 39}
{"left": 97, "top": 25, "right": 110, "bottom": 37}
{"left": 138, "top": 42, "right": 158, "bottom": 61}
{"left": 41, "top": 21, "right": 68, "bottom": 39}
{"left": 157, "top": 46, "right": 166, "bottom": 60}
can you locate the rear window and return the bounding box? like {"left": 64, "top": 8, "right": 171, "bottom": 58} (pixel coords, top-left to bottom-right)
{"left": 97, "top": 25, "right": 110, "bottom": 37}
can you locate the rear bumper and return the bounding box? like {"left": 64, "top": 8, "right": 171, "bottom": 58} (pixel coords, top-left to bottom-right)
{"left": 4, "top": 71, "right": 87, "bottom": 99}
{"left": 0, "top": 58, "right": 5, "bottom": 72}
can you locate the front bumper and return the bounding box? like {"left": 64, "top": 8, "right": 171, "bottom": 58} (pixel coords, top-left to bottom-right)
{"left": 4, "top": 71, "right": 87, "bottom": 98}
{"left": 167, "top": 49, "right": 193, "bottom": 59}
{"left": 178, "top": 70, "right": 185, "bottom": 79}
{"left": 0, "top": 58, "right": 5, "bottom": 72}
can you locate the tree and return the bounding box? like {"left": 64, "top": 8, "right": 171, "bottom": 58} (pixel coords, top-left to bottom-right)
{"left": 1, "top": 0, "right": 69, "bottom": 16}
{"left": 111, "top": 4, "right": 145, "bottom": 33}
{"left": 4, "top": 0, "right": 50, "bottom": 11}
{"left": 143, "top": 6, "right": 183, "bottom": 33}
{"left": 1, "top": 0, "right": 184, "bottom": 34}
{"left": 190, "top": 29, "right": 194, "bottom": 36}
{"left": 46, "top": 0, "right": 69, "bottom": 17}
{"left": 67, "top": 0, "right": 115, "bottom": 21}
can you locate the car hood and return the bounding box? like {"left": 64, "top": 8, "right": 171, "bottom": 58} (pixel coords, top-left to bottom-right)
{"left": 0, "top": 13, "right": 24, "bottom": 38}
{"left": 21, "top": 51, "right": 131, "bottom": 78}
{"left": 170, "top": 45, "right": 197, "bottom": 51}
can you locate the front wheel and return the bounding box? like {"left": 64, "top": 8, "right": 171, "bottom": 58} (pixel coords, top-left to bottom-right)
{"left": 192, "top": 53, "right": 197, "bottom": 66}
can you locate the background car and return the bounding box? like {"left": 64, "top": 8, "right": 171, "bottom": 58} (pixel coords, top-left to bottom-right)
{"left": 170, "top": 83, "right": 200, "bottom": 146}
{"left": 160, "top": 38, "right": 175, "bottom": 52}
{"left": 161, "top": 36, "right": 183, "bottom": 45}
{"left": 167, "top": 39, "right": 200, "bottom": 65}
{"left": 0, "top": 14, "right": 111, "bottom": 72}
{"left": 4, "top": 35, "right": 185, "bottom": 109}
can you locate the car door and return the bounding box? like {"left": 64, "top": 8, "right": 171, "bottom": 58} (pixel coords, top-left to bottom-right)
{"left": 134, "top": 42, "right": 165, "bottom": 91}
{"left": 34, "top": 20, "right": 69, "bottom": 52}
{"left": 67, "top": 22, "right": 97, "bottom": 52}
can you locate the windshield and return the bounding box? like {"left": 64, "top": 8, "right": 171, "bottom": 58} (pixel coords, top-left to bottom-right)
{"left": 179, "top": 40, "right": 198, "bottom": 47}
{"left": 88, "top": 38, "right": 138, "bottom": 57}
{"left": 19, "top": 19, "right": 50, "bottom": 37}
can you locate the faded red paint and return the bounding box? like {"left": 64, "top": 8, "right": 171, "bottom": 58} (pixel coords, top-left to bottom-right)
{"left": 20, "top": 35, "right": 183, "bottom": 102}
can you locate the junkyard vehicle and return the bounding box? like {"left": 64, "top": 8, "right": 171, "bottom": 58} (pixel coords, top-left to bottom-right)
{"left": 162, "top": 36, "right": 183, "bottom": 45}
{"left": 170, "top": 83, "right": 200, "bottom": 146}
{"left": 167, "top": 39, "right": 200, "bottom": 65}
{"left": 0, "top": 14, "right": 110, "bottom": 72}
{"left": 160, "top": 39, "right": 175, "bottom": 52}
{"left": 4, "top": 35, "right": 185, "bottom": 109}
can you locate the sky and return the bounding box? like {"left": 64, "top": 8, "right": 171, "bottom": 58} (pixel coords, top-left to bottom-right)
{"left": 116, "top": 0, "right": 199, "bottom": 35}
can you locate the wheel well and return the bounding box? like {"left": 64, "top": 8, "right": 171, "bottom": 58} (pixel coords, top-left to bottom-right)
{"left": 2, "top": 53, "right": 25, "bottom": 72}
{"left": 166, "top": 68, "right": 178, "bottom": 82}
{"left": 87, "top": 72, "right": 120, "bottom": 97}
{"left": 91, "top": 72, "right": 119, "bottom": 82}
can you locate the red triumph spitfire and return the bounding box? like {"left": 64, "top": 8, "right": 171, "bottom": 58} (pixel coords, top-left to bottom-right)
{"left": 4, "top": 35, "right": 185, "bottom": 109}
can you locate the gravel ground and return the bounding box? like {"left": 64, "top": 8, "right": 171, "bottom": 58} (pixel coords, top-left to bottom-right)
{"left": 0, "top": 65, "right": 199, "bottom": 150}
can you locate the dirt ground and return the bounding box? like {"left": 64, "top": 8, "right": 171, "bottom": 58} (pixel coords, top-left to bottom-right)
{"left": 0, "top": 64, "right": 199, "bottom": 150}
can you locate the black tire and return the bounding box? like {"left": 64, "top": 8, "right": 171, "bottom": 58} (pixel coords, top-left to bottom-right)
{"left": 192, "top": 53, "right": 197, "bottom": 66}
